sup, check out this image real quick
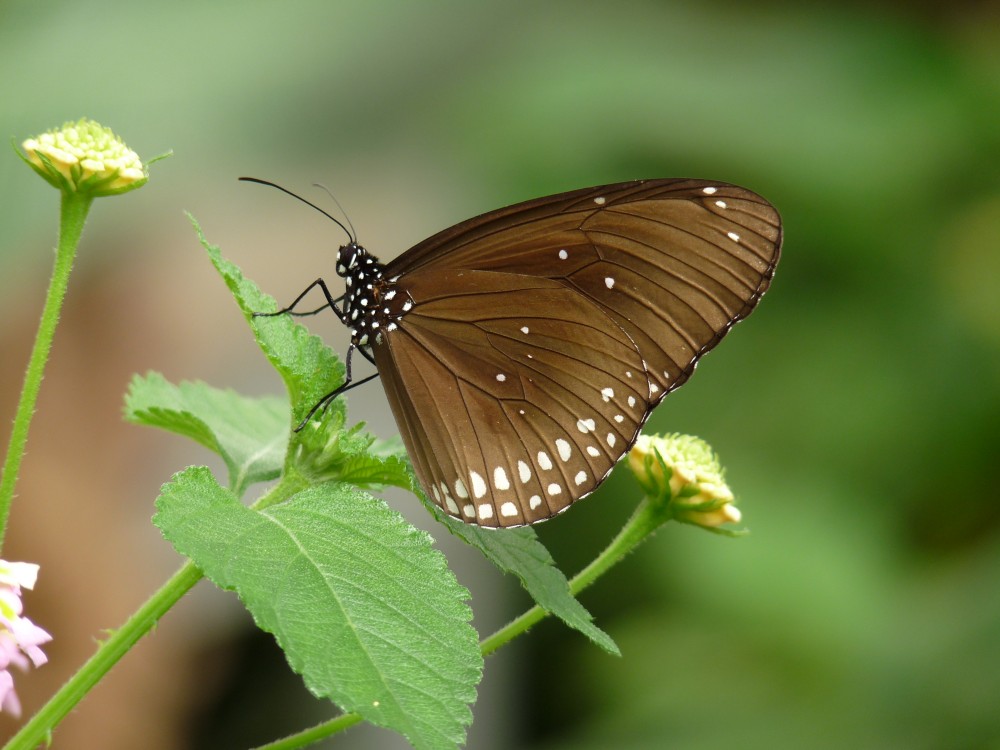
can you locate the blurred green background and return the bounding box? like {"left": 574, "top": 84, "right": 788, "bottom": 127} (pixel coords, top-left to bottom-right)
{"left": 2, "top": 1, "right": 999, "bottom": 748}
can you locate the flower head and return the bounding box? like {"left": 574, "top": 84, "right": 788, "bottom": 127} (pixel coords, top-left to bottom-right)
{"left": 628, "top": 433, "right": 742, "bottom": 530}
{"left": 20, "top": 118, "right": 148, "bottom": 196}
{"left": 0, "top": 560, "right": 52, "bottom": 718}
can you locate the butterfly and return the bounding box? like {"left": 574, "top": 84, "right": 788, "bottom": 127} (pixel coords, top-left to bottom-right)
{"left": 244, "top": 178, "right": 782, "bottom": 528}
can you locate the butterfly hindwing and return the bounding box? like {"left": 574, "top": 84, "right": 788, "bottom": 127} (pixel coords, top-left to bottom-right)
{"left": 373, "top": 269, "right": 652, "bottom": 527}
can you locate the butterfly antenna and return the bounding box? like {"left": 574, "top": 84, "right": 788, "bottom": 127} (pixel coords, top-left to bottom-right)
{"left": 239, "top": 177, "right": 354, "bottom": 243}
{"left": 312, "top": 182, "right": 357, "bottom": 244}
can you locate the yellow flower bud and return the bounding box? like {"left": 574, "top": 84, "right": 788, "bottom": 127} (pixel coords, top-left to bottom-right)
{"left": 628, "top": 433, "right": 741, "bottom": 529}
{"left": 20, "top": 119, "right": 147, "bottom": 196}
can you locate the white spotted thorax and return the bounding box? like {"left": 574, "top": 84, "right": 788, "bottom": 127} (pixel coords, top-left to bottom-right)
{"left": 335, "top": 242, "right": 412, "bottom": 348}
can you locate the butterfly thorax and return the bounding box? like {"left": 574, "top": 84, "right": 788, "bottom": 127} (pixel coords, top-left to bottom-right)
{"left": 335, "top": 241, "right": 413, "bottom": 348}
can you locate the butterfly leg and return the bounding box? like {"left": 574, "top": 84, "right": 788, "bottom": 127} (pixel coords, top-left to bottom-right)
{"left": 253, "top": 278, "right": 346, "bottom": 320}
{"left": 293, "top": 343, "right": 381, "bottom": 431}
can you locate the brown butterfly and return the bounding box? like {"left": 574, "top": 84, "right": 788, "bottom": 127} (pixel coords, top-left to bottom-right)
{"left": 246, "top": 178, "right": 782, "bottom": 528}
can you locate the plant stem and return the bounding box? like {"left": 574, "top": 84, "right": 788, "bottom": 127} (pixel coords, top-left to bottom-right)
{"left": 0, "top": 191, "right": 93, "bottom": 548}
{"left": 251, "top": 713, "right": 365, "bottom": 750}
{"left": 481, "top": 495, "right": 662, "bottom": 657}
{"left": 3, "top": 561, "right": 204, "bottom": 750}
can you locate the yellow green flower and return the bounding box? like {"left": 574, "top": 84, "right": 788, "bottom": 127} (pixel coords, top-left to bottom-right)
{"left": 20, "top": 118, "right": 147, "bottom": 196}
{"left": 628, "top": 433, "right": 741, "bottom": 529}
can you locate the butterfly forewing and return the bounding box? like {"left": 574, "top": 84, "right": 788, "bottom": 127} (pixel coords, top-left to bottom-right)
{"left": 386, "top": 179, "right": 781, "bottom": 405}
{"left": 373, "top": 270, "right": 651, "bottom": 527}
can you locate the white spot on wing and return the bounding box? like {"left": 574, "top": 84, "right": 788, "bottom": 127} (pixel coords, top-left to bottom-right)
{"left": 607, "top": 433, "right": 617, "bottom": 448}
{"left": 715, "top": 200, "right": 728, "bottom": 209}
{"left": 727, "top": 231, "right": 740, "bottom": 242}
{"left": 558, "top": 249, "right": 568, "bottom": 260}
{"left": 586, "top": 446, "right": 600, "bottom": 457}
{"left": 605, "top": 277, "right": 615, "bottom": 289}
{"left": 556, "top": 439, "right": 571, "bottom": 462}
{"left": 496, "top": 373, "right": 506, "bottom": 382}
{"left": 518, "top": 460, "right": 531, "bottom": 483}
{"left": 462, "top": 504, "right": 475, "bottom": 517}
{"left": 445, "top": 497, "right": 459, "bottom": 515}
{"left": 521, "top": 326, "right": 530, "bottom": 334}
{"left": 478, "top": 503, "right": 493, "bottom": 520}
{"left": 384, "top": 289, "right": 396, "bottom": 300}
{"left": 577, "top": 418, "right": 596, "bottom": 434}
{"left": 547, "top": 483, "right": 562, "bottom": 495}
{"left": 614, "top": 414, "right": 624, "bottom": 423}
{"left": 494, "top": 467, "right": 510, "bottom": 491}
{"left": 529, "top": 495, "right": 542, "bottom": 510}
{"left": 538, "top": 451, "right": 553, "bottom": 470}
{"left": 470, "top": 471, "right": 487, "bottom": 499}
{"left": 574, "top": 470, "right": 587, "bottom": 486}
{"left": 454, "top": 479, "right": 469, "bottom": 499}
{"left": 500, "top": 502, "right": 518, "bottom": 518}
{"left": 593, "top": 196, "right": 606, "bottom": 205}
{"left": 702, "top": 186, "right": 718, "bottom": 194}
{"left": 601, "top": 387, "right": 614, "bottom": 402}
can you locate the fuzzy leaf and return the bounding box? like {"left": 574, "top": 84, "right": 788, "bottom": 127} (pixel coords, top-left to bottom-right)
{"left": 155, "top": 467, "right": 482, "bottom": 750}
{"left": 124, "top": 372, "right": 287, "bottom": 495}
{"left": 190, "top": 215, "right": 345, "bottom": 428}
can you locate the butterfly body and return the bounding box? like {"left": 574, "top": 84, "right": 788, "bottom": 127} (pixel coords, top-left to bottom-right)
{"left": 281, "top": 178, "right": 781, "bottom": 528}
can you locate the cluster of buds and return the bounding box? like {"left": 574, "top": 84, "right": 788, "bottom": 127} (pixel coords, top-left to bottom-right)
{"left": 0, "top": 561, "right": 51, "bottom": 717}
{"left": 628, "top": 433, "right": 741, "bottom": 530}
{"left": 20, "top": 118, "right": 147, "bottom": 196}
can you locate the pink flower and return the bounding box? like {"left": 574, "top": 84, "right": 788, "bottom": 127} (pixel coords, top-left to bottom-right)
{"left": 0, "top": 561, "right": 52, "bottom": 718}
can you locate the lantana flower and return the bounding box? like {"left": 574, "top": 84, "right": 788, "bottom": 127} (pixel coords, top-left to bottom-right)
{"left": 0, "top": 561, "right": 52, "bottom": 717}
{"left": 20, "top": 118, "right": 148, "bottom": 196}
{"left": 628, "top": 433, "right": 742, "bottom": 530}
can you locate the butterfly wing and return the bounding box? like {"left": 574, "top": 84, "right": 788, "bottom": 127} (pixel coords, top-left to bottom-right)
{"left": 375, "top": 178, "right": 781, "bottom": 525}
{"left": 373, "top": 269, "right": 651, "bottom": 527}
{"left": 386, "top": 179, "right": 781, "bottom": 402}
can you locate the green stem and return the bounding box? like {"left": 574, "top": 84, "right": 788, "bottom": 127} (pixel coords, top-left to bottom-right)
{"left": 481, "top": 495, "right": 663, "bottom": 657}
{"left": 250, "top": 713, "right": 365, "bottom": 750}
{"left": 3, "top": 561, "right": 204, "bottom": 750}
{"left": 0, "top": 191, "right": 93, "bottom": 548}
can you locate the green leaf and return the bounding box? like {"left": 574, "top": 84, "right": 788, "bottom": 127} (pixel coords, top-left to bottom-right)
{"left": 124, "top": 372, "right": 287, "bottom": 496}
{"left": 155, "top": 467, "right": 482, "bottom": 750}
{"left": 432, "top": 503, "right": 620, "bottom": 656}
{"left": 190, "top": 214, "right": 345, "bottom": 427}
